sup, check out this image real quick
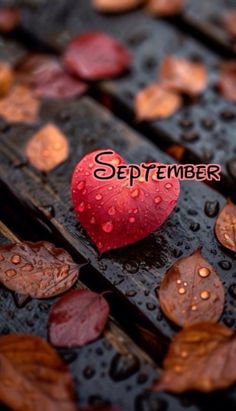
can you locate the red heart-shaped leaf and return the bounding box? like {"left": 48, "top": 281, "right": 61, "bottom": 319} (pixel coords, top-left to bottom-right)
{"left": 71, "top": 150, "right": 180, "bottom": 253}
{"left": 63, "top": 32, "right": 131, "bottom": 80}
{"left": 48, "top": 289, "right": 110, "bottom": 347}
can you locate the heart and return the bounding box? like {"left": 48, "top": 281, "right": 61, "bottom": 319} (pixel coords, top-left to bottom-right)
{"left": 71, "top": 150, "right": 180, "bottom": 253}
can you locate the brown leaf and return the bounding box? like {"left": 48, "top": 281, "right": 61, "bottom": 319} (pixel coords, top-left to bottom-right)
{"left": 165, "top": 144, "right": 185, "bottom": 161}
{"left": 0, "top": 241, "right": 79, "bottom": 298}
{"left": 92, "top": 0, "right": 143, "bottom": 13}
{"left": 0, "top": 334, "right": 77, "bottom": 411}
{"left": 0, "top": 85, "right": 39, "bottom": 124}
{"left": 152, "top": 322, "right": 236, "bottom": 393}
{"left": 25, "top": 123, "right": 69, "bottom": 172}
{"left": 218, "top": 61, "right": 236, "bottom": 102}
{"left": 147, "top": 0, "right": 184, "bottom": 16}
{"left": 215, "top": 199, "right": 236, "bottom": 252}
{"left": 159, "top": 56, "right": 208, "bottom": 96}
{"left": 0, "top": 61, "right": 13, "bottom": 97}
{"left": 158, "top": 249, "right": 225, "bottom": 327}
{"left": 135, "top": 83, "right": 182, "bottom": 121}
{"left": 223, "top": 10, "right": 236, "bottom": 38}
{"left": 0, "top": 7, "right": 20, "bottom": 32}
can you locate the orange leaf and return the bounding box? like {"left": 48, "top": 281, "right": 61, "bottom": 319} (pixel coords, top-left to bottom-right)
{"left": 0, "top": 85, "right": 39, "bottom": 124}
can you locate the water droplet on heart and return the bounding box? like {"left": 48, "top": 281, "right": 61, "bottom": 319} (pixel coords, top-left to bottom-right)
{"left": 11, "top": 255, "right": 21, "bottom": 264}
{"left": 129, "top": 217, "right": 135, "bottom": 223}
{"left": 78, "top": 202, "right": 85, "bottom": 213}
{"left": 178, "top": 287, "right": 186, "bottom": 295}
{"left": 77, "top": 180, "right": 85, "bottom": 191}
{"left": 131, "top": 188, "right": 139, "bottom": 198}
{"left": 108, "top": 206, "right": 116, "bottom": 216}
{"left": 90, "top": 216, "right": 96, "bottom": 224}
{"left": 108, "top": 186, "right": 113, "bottom": 190}
{"left": 88, "top": 162, "right": 94, "bottom": 168}
{"left": 152, "top": 174, "right": 157, "bottom": 181}
{"left": 139, "top": 176, "right": 145, "bottom": 183}
{"left": 96, "top": 193, "right": 102, "bottom": 200}
{"left": 165, "top": 183, "right": 172, "bottom": 189}
{"left": 5, "top": 269, "right": 17, "bottom": 278}
{"left": 198, "top": 267, "right": 210, "bottom": 278}
{"left": 200, "top": 290, "right": 210, "bottom": 300}
{"left": 111, "top": 157, "right": 121, "bottom": 165}
{"left": 102, "top": 221, "right": 113, "bottom": 233}
{"left": 154, "top": 196, "right": 162, "bottom": 204}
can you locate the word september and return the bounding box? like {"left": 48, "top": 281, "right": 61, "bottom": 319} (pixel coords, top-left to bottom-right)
{"left": 93, "top": 151, "right": 221, "bottom": 186}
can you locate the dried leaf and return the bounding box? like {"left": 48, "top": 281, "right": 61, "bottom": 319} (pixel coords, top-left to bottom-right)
{"left": 25, "top": 123, "right": 69, "bottom": 172}
{"left": 0, "top": 85, "right": 39, "bottom": 124}
{"left": 63, "top": 32, "right": 131, "bottom": 80}
{"left": 147, "top": 0, "right": 184, "bottom": 16}
{"left": 0, "top": 241, "right": 79, "bottom": 298}
{"left": 158, "top": 249, "right": 225, "bottom": 327}
{"left": 16, "top": 54, "right": 88, "bottom": 99}
{"left": 0, "top": 334, "right": 77, "bottom": 411}
{"left": 218, "top": 62, "right": 236, "bottom": 102}
{"left": 92, "top": 0, "right": 143, "bottom": 13}
{"left": 165, "top": 144, "right": 185, "bottom": 161}
{"left": 215, "top": 199, "right": 236, "bottom": 252}
{"left": 0, "top": 61, "right": 13, "bottom": 96}
{"left": 0, "top": 7, "right": 20, "bottom": 32}
{"left": 159, "top": 56, "right": 208, "bottom": 96}
{"left": 135, "top": 83, "right": 182, "bottom": 121}
{"left": 48, "top": 289, "right": 110, "bottom": 347}
{"left": 152, "top": 322, "right": 236, "bottom": 393}
{"left": 223, "top": 10, "right": 236, "bottom": 38}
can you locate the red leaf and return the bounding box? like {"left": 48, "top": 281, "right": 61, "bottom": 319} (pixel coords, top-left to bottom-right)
{"left": 0, "top": 7, "right": 20, "bottom": 32}
{"left": 71, "top": 150, "right": 180, "bottom": 253}
{"left": 152, "top": 323, "right": 236, "bottom": 393}
{"left": 147, "top": 0, "right": 184, "bottom": 16}
{"left": 159, "top": 249, "right": 225, "bottom": 327}
{"left": 0, "top": 241, "right": 79, "bottom": 298}
{"left": 63, "top": 32, "right": 132, "bottom": 80}
{"left": 48, "top": 289, "right": 110, "bottom": 347}
{"left": 215, "top": 199, "right": 236, "bottom": 252}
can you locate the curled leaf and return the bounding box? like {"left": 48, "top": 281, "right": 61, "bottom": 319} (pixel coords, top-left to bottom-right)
{"left": 0, "top": 85, "right": 39, "bottom": 124}
{"left": 159, "top": 56, "right": 208, "bottom": 96}
{"left": 0, "top": 241, "right": 79, "bottom": 298}
{"left": 223, "top": 10, "right": 236, "bottom": 38}
{"left": 218, "top": 62, "right": 236, "bottom": 102}
{"left": 152, "top": 323, "right": 236, "bottom": 393}
{"left": 0, "top": 7, "right": 20, "bottom": 32}
{"left": 92, "top": 0, "right": 143, "bottom": 13}
{"left": 25, "top": 123, "right": 69, "bottom": 172}
{"left": 147, "top": 0, "right": 184, "bottom": 16}
{"left": 63, "top": 32, "right": 131, "bottom": 80}
{"left": 48, "top": 289, "right": 110, "bottom": 347}
{"left": 135, "top": 83, "right": 182, "bottom": 121}
{"left": 158, "top": 249, "right": 225, "bottom": 327}
{"left": 0, "top": 334, "right": 76, "bottom": 411}
{"left": 215, "top": 199, "right": 236, "bottom": 252}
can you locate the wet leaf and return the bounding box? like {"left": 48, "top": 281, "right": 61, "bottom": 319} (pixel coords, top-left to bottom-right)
{"left": 0, "top": 85, "right": 39, "bottom": 123}
{"left": 158, "top": 249, "right": 225, "bottom": 327}
{"left": 218, "top": 62, "right": 236, "bottom": 102}
{"left": 0, "top": 241, "right": 79, "bottom": 298}
{"left": 159, "top": 56, "right": 208, "bottom": 96}
{"left": 25, "top": 123, "right": 69, "bottom": 172}
{"left": 0, "top": 334, "right": 77, "bottom": 411}
{"left": 152, "top": 322, "right": 236, "bottom": 393}
{"left": 0, "top": 7, "right": 20, "bottom": 32}
{"left": 147, "top": 0, "right": 184, "bottom": 16}
{"left": 48, "top": 289, "right": 110, "bottom": 347}
{"left": 16, "top": 54, "right": 88, "bottom": 99}
{"left": 223, "top": 10, "right": 236, "bottom": 38}
{"left": 63, "top": 32, "right": 131, "bottom": 80}
{"left": 92, "top": 0, "right": 143, "bottom": 13}
{"left": 135, "top": 83, "right": 182, "bottom": 121}
{"left": 0, "top": 61, "right": 13, "bottom": 96}
{"left": 215, "top": 199, "right": 236, "bottom": 252}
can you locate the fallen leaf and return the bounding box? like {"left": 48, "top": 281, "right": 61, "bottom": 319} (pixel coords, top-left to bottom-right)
{"left": 48, "top": 289, "right": 110, "bottom": 347}
{"left": 0, "top": 61, "right": 13, "bottom": 96}
{"left": 218, "top": 62, "right": 236, "bottom": 102}
{"left": 0, "top": 7, "right": 20, "bottom": 32}
{"left": 158, "top": 249, "right": 225, "bottom": 327}
{"left": 147, "top": 0, "right": 184, "bottom": 16}
{"left": 165, "top": 144, "right": 185, "bottom": 161}
{"left": 135, "top": 83, "right": 182, "bottom": 121}
{"left": 0, "top": 241, "right": 79, "bottom": 298}
{"left": 223, "top": 10, "right": 236, "bottom": 38}
{"left": 152, "top": 322, "right": 236, "bottom": 393}
{"left": 16, "top": 54, "right": 88, "bottom": 99}
{"left": 215, "top": 199, "right": 236, "bottom": 252}
{"left": 0, "top": 85, "right": 39, "bottom": 123}
{"left": 0, "top": 334, "right": 77, "bottom": 411}
{"left": 63, "top": 32, "right": 131, "bottom": 80}
{"left": 25, "top": 123, "right": 69, "bottom": 172}
{"left": 159, "top": 56, "right": 208, "bottom": 96}
{"left": 92, "top": 0, "right": 143, "bottom": 13}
